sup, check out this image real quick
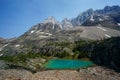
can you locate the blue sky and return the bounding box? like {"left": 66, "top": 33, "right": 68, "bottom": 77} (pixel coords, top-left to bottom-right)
{"left": 0, "top": 0, "right": 120, "bottom": 39}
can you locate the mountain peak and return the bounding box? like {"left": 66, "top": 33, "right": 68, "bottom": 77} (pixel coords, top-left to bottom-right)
{"left": 103, "top": 5, "right": 120, "bottom": 13}
{"left": 85, "top": 8, "right": 94, "bottom": 15}
{"left": 71, "top": 8, "right": 94, "bottom": 26}
{"left": 46, "top": 16, "right": 56, "bottom": 21}
{"left": 86, "top": 8, "right": 94, "bottom": 12}
{"left": 104, "top": 5, "right": 111, "bottom": 10}
{"left": 43, "top": 16, "right": 57, "bottom": 24}
{"left": 104, "top": 5, "right": 120, "bottom": 10}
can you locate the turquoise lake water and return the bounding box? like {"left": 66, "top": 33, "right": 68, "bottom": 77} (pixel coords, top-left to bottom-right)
{"left": 44, "top": 59, "right": 93, "bottom": 69}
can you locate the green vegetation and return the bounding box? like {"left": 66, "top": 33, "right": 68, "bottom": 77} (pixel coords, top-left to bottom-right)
{"left": 73, "top": 37, "right": 120, "bottom": 71}
{"left": 0, "top": 53, "right": 47, "bottom": 72}
{"left": 0, "top": 37, "right": 120, "bottom": 72}
{"left": 0, "top": 53, "right": 41, "bottom": 63}
{"left": 73, "top": 40, "right": 92, "bottom": 58}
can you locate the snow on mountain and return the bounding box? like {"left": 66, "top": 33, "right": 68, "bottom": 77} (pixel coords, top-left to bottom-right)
{"left": 90, "top": 15, "right": 94, "bottom": 21}
{"left": 117, "top": 23, "right": 120, "bottom": 26}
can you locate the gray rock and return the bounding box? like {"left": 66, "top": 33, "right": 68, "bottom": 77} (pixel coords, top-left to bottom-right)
{"left": 0, "top": 60, "right": 8, "bottom": 69}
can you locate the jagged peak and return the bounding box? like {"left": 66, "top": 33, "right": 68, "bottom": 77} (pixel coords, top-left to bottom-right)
{"left": 86, "top": 8, "right": 94, "bottom": 12}
{"left": 104, "top": 5, "right": 111, "bottom": 11}
{"left": 45, "top": 16, "right": 56, "bottom": 21}
{"left": 43, "top": 16, "right": 57, "bottom": 24}
{"left": 104, "top": 5, "right": 120, "bottom": 9}
{"left": 104, "top": 5, "right": 120, "bottom": 11}
{"left": 85, "top": 8, "right": 94, "bottom": 15}
{"left": 78, "top": 8, "right": 94, "bottom": 17}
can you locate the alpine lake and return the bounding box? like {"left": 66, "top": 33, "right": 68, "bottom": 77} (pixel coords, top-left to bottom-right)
{"left": 44, "top": 59, "right": 93, "bottom": 70}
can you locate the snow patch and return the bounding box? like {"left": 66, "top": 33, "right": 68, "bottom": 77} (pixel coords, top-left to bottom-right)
{"left": 39, "top": 32, "right": 45, "bottom": 34}
{"left": 36, "top": 30, "right": 42, "bottom": 33}
{"left": 99, "top": 18, "right": 103, "bottom": 21}
{"left": 117, "top": 23, "right": 120, "bottom": 26}
{"left": 0, "top": 44, "right": 9, "bottom": 51}
{"left": 39, "top": 32, "right": 52, "bottom": 36}
{"left": 90, "top": 15, "right": 94, "bottom": 21}
{"left": 45, "top": 33, "right": 52, "bottom": 36}
{"left": 30, "top": 30, "right": 35, "bottom": 34}
{"left": 104, "top": 16, "right": 109, "bottom": 19}
{"left": 0, "top": 54, "right": 3, "bottom": 56}
{"left": 40, "top": 35, "right": 49, "bottom": 38}
{"left": 15, "top": 44, "right": 20, "bottom": 47}
{"left": 0, "top": 48, "right": 2, "bottom": 51}
{"left": 52, "top": 25, "right": 55, "bottom": 29}
{"left": 3, "top": 44, "right": 9, "bottom": 47}
{"left": 105, "top": 34, "right": 111, "bottom": 38}
{"left": 97, "top": 27, "right": 107, "bottom": 31}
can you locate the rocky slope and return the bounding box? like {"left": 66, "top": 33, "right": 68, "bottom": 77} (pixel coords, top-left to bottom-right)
{"left": 0, "top": 66, "right": 120, "bottom": 80}
{"left": 62, "top": 18, "right": 73, "bottom": 30}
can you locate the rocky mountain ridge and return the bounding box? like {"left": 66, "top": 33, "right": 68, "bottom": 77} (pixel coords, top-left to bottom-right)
{"left": 19, "top": 5, "right": 120, "bottom": 41}
{"left": 72, "top": 5, "right": 120, "bottom": 30}
{"left": 0, "top": 5, "right": 120, "bottom": 56}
